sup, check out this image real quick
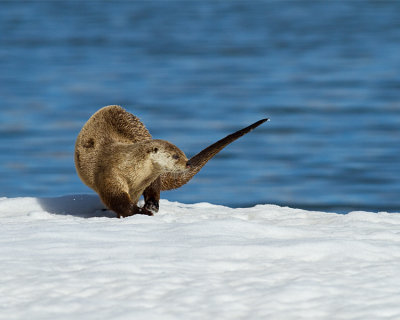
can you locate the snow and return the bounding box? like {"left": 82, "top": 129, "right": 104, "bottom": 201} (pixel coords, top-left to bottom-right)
{"left": 1, "top": 196, "right": 400, "bottom": 320}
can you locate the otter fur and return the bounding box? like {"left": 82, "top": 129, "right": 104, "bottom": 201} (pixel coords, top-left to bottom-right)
{"left": 75, "top": 105, "right": 268, "bottom": 217}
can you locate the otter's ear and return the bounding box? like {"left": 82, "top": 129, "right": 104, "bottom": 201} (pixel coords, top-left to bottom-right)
{"left": 147, "top": 147, "right": 158, "bottom": 154}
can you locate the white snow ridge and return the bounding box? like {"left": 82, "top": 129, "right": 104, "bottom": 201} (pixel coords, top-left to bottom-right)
{"left": 0, "top": 195, "right": 399, "bottom": 320}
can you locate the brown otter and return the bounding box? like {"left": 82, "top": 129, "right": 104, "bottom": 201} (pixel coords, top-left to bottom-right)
{"left": 75, "top": 105, "right": 268, "bottom": 217}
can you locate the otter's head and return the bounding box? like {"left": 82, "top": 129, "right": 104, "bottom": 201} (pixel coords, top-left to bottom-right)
{"left": 148, "top": 140, "right": 189, "bottom": 173}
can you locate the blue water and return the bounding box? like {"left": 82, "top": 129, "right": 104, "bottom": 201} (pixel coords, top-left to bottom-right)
{"left": 1, "top": 1, "right": 399, "bottom": 213}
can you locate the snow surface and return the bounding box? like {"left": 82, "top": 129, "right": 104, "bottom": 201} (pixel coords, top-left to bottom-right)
{"left": 1, "top": 195, "right": 400, "bottom": 320}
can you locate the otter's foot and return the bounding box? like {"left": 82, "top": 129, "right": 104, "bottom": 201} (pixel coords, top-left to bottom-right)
{"left": 99, "top": 190, "right": 145, "bottom": 218}
{"left": 143, "top": 177, "right": 160, "bottom": 214}
{"left": 143, "top": 199, "right": 159, "bottom": 215}
{"left": 116, "top": 204, "right": 141, "bottom": 218}
{"left": 118, "top": 206, "right": 154, "bottom": 218}
{"left": 138, "top": 206, "right": 155, "bottom": 216}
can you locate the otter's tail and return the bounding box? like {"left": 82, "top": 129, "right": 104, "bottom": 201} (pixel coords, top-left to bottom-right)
{"left": 160, "top": 118, "right": 269, "bottom": 191}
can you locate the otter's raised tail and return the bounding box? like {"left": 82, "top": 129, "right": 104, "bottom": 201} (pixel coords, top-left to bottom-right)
{"left": 160, "top": 118, "right": 269, "bottom": 191}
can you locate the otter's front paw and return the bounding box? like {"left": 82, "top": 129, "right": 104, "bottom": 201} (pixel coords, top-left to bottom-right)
{"left": 143, "top": 200, "right": 159, "bottom": 214}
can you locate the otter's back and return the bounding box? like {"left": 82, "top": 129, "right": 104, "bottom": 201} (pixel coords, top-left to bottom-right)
{"left": 74, "top": 105, "right": 152, "bottom": 189}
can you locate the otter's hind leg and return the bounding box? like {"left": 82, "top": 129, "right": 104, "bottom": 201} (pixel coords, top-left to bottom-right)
{"left": 143, "top": 177, "right": 161, "bottom": 214}
{"left": 99, "top": 190, "right": 153, "bottom": 218}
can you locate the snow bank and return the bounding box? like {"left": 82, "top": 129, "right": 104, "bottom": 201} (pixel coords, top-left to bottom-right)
{"left": 1, "top": 195, "right": 399, "bottom": 320}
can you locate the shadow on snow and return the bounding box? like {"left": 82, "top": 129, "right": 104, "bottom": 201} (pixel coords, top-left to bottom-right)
{"left": 37, "top": 194, "right": 116, "bottom": 218}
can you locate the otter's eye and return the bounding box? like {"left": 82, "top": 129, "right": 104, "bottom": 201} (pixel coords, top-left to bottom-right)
{"left": 172, "top": 154, "right": 179, "bottom": 160}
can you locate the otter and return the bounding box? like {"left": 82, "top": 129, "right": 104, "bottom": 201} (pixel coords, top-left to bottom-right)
{"left": 75, "top": 105, "right": 268, "bottom": 217}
